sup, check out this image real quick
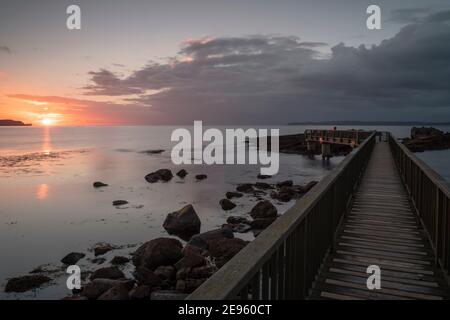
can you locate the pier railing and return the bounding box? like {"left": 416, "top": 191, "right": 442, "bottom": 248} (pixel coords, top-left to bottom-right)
{"left": 305, "top": 129, "right": 372, "bottom": 146}
{"left": 389, "top": 134, "right": 450, "bottom": 277}
{"left": 187, "top": 132, "right": 376, "bottom": 300}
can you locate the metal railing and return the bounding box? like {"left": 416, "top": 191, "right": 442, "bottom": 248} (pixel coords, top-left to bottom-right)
{"left": 304, "top": 129, "right": 372, "bottom": 146}
{"left": 187, "top": 132, "right": 376, "bottom": 300}
{"left": 389, "top": 134, "right": 450, "bottom": 277}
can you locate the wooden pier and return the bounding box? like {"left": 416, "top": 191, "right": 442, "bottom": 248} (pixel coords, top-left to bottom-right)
{"left": 187, "top": 131, "right": 450, "bottom": 300}
{"left": 310, "top": 141, "right": 449, "bottom": 300}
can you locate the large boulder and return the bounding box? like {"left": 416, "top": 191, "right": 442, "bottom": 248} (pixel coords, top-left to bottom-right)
{"left": 249, "top": 200, "right": 278, "bottom": 219}
{"left": 154, "top": 265, "right": 176, "bottom": 281}
{"left": 90, "top": 266, "right": 125, "bottom": 280}
{"left": 61, "top": 252, "right": 85, "bottom": 265}
{"left": 129, "top": 285, "right": 151, "bottom": 300}
{"left": 81, "top": 279, "right": 134, "bottom": 300}
{"left": 255, "top": 182, "right": 272, "bottom": 190}
{"left": 145, "top": 169, "right": 173, "bottom": 183}
{"left": 93, "top": 243, "right": 115, "bottom": 256}
{"left": 236, "top": 183, "right": 254, "bottom": 193}
{"left": 93, "top": 181, "right": 108, "bottom": 188}
{"left": 133, "top": 267, "right": 162, "bottom": 287}
{"left": 132, "top": 237, "right": 183, "bottom": 270}
{"left": 4, "top": 275, "right": 51, "bottom": 293}
{"left": 174, "top": 252, "right": 205, "bottom": 270}
{"left": 276, "top": 180, "right": 293, "bottom": 188}
{"left": 187, "top": 228, "right": 234, "bottom": 250}
{"left": 163, "top": 205, "right": 201, "bottom": 240}
{"left": 219, "top": 199, "right": 236, "bottom": 211}
{"left": 270, "top": 186, "right": 295, "bottom": 202}
{"left": 176, "top": 169, "right": 188, "bottom": 178}
{"left": 226, "top": 191, "right": 243, "bottom": 199}
{"left": 97, "top": 283, "right": 130, "bottom": 300}
{"left": 207, "top": 238, "right": 249, "bottom": 268}
{"left": 110, "top": 256, "right": 130, "bottom": 265}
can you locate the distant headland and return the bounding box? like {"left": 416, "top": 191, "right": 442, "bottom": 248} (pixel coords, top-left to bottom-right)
{"left": 288, "top": 121, "right": 450, "bottom": 126}
{"left": 0, "top": 119, "right": 32, "bottom": 126}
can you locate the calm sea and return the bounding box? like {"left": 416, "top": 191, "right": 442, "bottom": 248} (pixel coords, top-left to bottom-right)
{"left": 0, "top": 125, "right": 449, "bottom": 299}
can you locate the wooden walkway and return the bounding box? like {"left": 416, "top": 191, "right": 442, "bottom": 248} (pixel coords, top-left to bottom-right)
{"left": 311, "top": 141, "right": 449, "bottom": 300}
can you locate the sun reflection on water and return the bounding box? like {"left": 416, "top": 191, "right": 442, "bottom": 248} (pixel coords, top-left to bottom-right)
{"left": 42, "top": 126, "right": 52, "bottom": 154}
{"left": 36, "top": 183, "right": 49, "bottom": 200}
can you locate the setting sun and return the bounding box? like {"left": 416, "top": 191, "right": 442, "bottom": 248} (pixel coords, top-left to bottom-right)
{"left": 41, "top": 118, "right": 53, "bottom": 126}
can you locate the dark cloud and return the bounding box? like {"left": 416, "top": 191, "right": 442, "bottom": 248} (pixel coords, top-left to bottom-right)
{"left": 389, "top": 7, "right": 432, "bottom": 24}
{"left": 0, "top": 46, "right": 11, "bottom": 54}
{"left": 83, "top": 11, "right": 450, "bottom": 124}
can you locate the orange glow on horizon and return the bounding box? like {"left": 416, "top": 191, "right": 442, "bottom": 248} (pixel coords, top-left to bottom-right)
{"left": 41, "top": 118, "right": 53, "bottom": 126}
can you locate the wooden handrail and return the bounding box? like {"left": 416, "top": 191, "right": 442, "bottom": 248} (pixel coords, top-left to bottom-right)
{"left": 187, "top": 132, "right": 377, "bottom": 300}
{"left": 389, "top": 133, "right": 450, "bottom": 279}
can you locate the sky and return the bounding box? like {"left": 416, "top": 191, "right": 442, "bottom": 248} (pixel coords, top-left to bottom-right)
{"left": 1, "top": 0, "right": 450, "bottom": 125}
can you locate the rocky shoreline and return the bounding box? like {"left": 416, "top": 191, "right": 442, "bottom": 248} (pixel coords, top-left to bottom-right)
{"left": 403, "top": 127, "right": 450, "bottom": 153}
{"left": 3, "top": 163, "right": 318, "bottom": 300}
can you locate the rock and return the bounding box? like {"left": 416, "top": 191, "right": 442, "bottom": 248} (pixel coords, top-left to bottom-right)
{"left": 94, "top": 243, "right": 114, "bottom": 256}
{"left": 228, "top": 223, "right": 252, "bottom": 233}
{"left": 175, "top": 280, "right": 186, "bottom": 292}
{"left": 140, "top": 149, "right": 165, "bottom": 155}
{"left": 404, "top": 127, "right": 450, "bottom": 152}
{"left": 98, "top": 283, "right": 130, "bottom": 300}
{"left": 113, "top": 200, "right": 128, "bottom": 206}
{"left": 219, "top": 199, "right": 236, "bottom": 211}
{"left": 90, "top": 266, "right": 125, "bottom": 280}
{"left": 132, "top": 237, "right": 183, "bottom": 270}
{"left": 93, "top": 181, "right": 108, "bottom": 188}
{"left": 154, "top": 266, "right": 176, "bottom": 281}
{"left": 81, "top": 279, "right": 134, "bottom": 300}
{"left": 129, "top": 285, "right": 151, "bottom": 300}
{"left": 110, "top": 256, "right": 130, "bottom": 265}
{"left": 163, "top": 204, "right": 201, "bottom": 241}
{"left": 185, "top": 278, "right": 207, "bottom": 293}
{"left": 133, "top": 267, "right": 162, "bottom": 287}
{"left": 226, "top": 191, "right": 243, "bottom": 199}
{"left": 226, "top": 216, "right": 248, "bottom": 224}
{"left": 145, "top": 169, "right": 173, "bottom": 183}
{"left": 277, "top": 180, "right": 293, "bottom": 188}
{"left": 207, "top": 238, "right": 249, "bottom": 268}
{"left": 195, "top": 174, "right": 207, "bottom": 180}
{"left": 182, "top": 244, "right": 206, "bottom": 257}
{"left": 176, "top": 268, "right": 192, "bottom": 280}
{"left": 61, "top": 252, "right": 85, "bottom": 265}
{"left": 249, "top": 217, "right": 277, "bottom": 229}
{"left": 236, "top": 183, "right": 254, "bottom": 193}
{"left": 249, "top": 200, "right": 278, "bottom": 219}
{"left": 4, "top": 275, "right": 51, "bottom": 293}
{"left": 189, "top": 265, "right": 218, "bottom": 279}
{"left": 176, "top": 169, "right": 188, "bottom": 178}
{"left": 91, "top": 257, "right": 106, "bottom": 264}
{"left": 270, "top": 187, "right": 295, "bottom": 202}
{"left": 257, "top": 174, "right": 271, "bottom": 179}
{"left": 174, "top": 252, "right": 205, "bottom": 270}
{"left": 187, "top": 228, "right": 234, "bottom": 250}
{"left": 150, "top": 290, "right": 188, "bottom": 300}
{"left": 255, "top": 182, "right": 272, "bottom": 189}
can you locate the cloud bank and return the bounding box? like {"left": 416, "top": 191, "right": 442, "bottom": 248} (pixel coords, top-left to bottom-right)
{"left": 12, "top": 10, "right": 450, "bottom": 125}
